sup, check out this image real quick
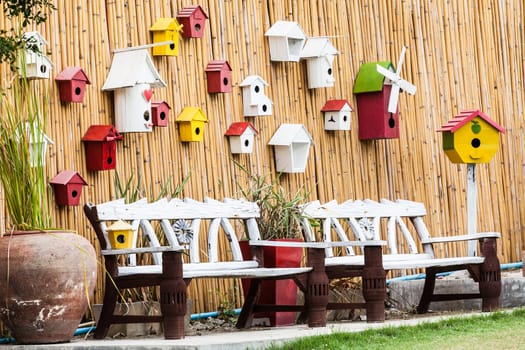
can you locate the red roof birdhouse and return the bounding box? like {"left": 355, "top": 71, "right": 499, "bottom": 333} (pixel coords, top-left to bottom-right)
{"left": 176, "top": 5, "right": 208, "bottom": 38}
{"left": 49, "top": 170, "right": 88, "bottom": 206}
{"left": 81, "top": 125, "right": 123, "bottom": 171}
{"left": 151, "top": 100, "right": 171, "bottom": 127}
{"left": 321, "top": 99, "right": 353, "bottom": 131}
{"left": 225, "top": 122, "right": 258, "bottom": 154}
{"left": 205, "top": 60, "right": 232, "bottom": 93}
{"left": 55, "top": 67, "right": 91, "bottom": 103}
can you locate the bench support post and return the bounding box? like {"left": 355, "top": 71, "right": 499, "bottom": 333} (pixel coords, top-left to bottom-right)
{"left": 361, "top": 246, "right": 386, "bottom": 322}
{"left": 305, "top": 248, "right": 329, "bottom": 327}
{"left": 479, "top": 237, "right": 501, "bottom": 311}
{"left": 160, "top": 251, "right": 187, "bottom": 339}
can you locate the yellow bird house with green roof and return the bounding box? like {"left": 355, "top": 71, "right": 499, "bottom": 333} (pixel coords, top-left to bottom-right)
{"left": 176, "top": 107, "right": 208, "bottom": 142}
{"left": 437, "top": 110, "right": 505, "bottom": 164}
{"left": 150, "top": 18, "right": 183, "bottom": 56}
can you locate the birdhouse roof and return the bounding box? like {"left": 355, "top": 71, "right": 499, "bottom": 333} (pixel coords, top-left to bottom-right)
{"left": 353, "top": 61, "right": 394, "bottom": 94}
{"left": 300, "top": 37, "right": 339, "bottom": 59}
{"left": 224, "top": 122, "right": 258, "bottom": 136}
{"left": 55, "top": 66, "right": 91, "bottom": 83}
{"left": 81, "top": 125, "right": 123, "bottom": 142}
{"left": 177, "top": 5, "right": 209, "bottom": 19}
{"left": 321, "top": 99, "right": 353, "bottom": 112}
{"left": 437, "top": 110, "right": 506, "bottom": 133}
{"left": 101, "top": 48, "right": 167, "bottom": 90}
{"left": 150, "top": 18, "right": 183, "bottom": 32}
{"left": 268, "top": 124, "right": 313, "bottom": 146}
{"left": 107, "top": 220, "right": 133, "bottom": 231}
{"left": 240, "top": 75, "right": 268, "bottom": 87}
{"left": 23, "top": 31, "right": 47, "bottom": 46}
{"left": 205, "top": 60, "right": 232, "bottom": 72}
{"left": 265, "top": 20, "right": 306, "bottom": 39}
{"left": 19, "top": 122, "right": 53, "bottom": 145}
{"left": 151, "top": 100, "right": 171, "bottom": 109}
{"left": 50, "top": 170, "right": 88, "bottom": 186}
{"left": 176, "top": 107, "right": 208, "bottom": 123}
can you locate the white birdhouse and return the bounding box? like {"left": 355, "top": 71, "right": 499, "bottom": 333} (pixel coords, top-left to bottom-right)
{"left": 321, "top": 99, "right": 353, "bottom": 131}
{"left": 20, "top": 31, "right": 53, "bottom": 79}
{"left": 268, "top": 124, "right": 313, "bottom": 173}
{"left": 300, "top": 37, "right": 339, "bottom": 89}
{"left": 240, "top": 75, "right": 273, "bottom": 116}
{"left": 101, "top": 48, "right": 167, "bottom": 133}
{"left": 264, "top": 20, "right": 306, "bottom": 62}
{"left": 16, "top": 122, "right": 54, "bottom": 167}
{"left": 225, "top": 122, "right": 258, "bottom": 154}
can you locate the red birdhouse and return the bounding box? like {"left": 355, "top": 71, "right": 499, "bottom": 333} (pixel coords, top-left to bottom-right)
{"left": 55, "top": 67, "right": 91, "bottom": 103}
{"left": 81, "top": 125, "right": 123, "bottom": 171}
{"left": 205, "top": 60, "right": 232, "bottom": 93}
{"left": 49, "top": 170, "right": 88, "bottom": 206}
{"left": 176, "top": 5, "right": 208, "bottom": 38}
{"left": 151, "top": 100, "right": 171, "bottom": 127}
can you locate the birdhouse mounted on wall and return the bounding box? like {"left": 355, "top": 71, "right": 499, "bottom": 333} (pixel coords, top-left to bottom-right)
{"left": 55, "top": 67, "right": 91, "bottom": 103}
{"left": 240, "top": 75, "right": 272, "bottom": 116}
{"left": 151, "top": 100, "right": 171, "bottom": 127}
{"left": 205, "top": 60, "right": 232, "bottom": 93}
{"left": 437, "top": 109, "right": 506, "bottom": 164}
{"left": 150, "top": 18, "right": 183, "bottom": 56}
{"left": 265, "top": 20, "right": 306, "bottom": 62}
{"left": 22, "top": 123, "right": 54, "bottom": 167}
{"left": 176, "top": 5, "right": 209, "bottom": 38}
{"left": 21, "top": 31, "right": 53, "bottom": 79}
{"left": 268, "top": 124, "right": 313, "bottom": 173}
{"left": 300, "top": 37, "right": 339, "bottom": 89}
{"left": 81, "top": 125, "right": 123, "bottom": 171}
{"left": 353, "top": 46, "right": 416, "bottom": 140}
{"left": 49, "top": 170, "right": 88, "bottom": 206}
{"left": 176, "top": 107, "right": 208, "bottom": 142}
{"left": 225, "top": 122, "right": 258, "bottom": 154}
{"left": 321, "top": 100, "right": 353, "bottom": 131}
{"left": 102, "top": 48, "right": 167, "bottom": 133}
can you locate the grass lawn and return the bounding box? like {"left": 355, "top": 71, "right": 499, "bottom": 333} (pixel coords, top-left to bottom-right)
{"left": 268, "top": 308, "right": 525, "bottom": 350}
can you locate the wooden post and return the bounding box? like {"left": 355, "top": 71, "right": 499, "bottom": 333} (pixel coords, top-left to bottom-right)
{"left": 467, "top": 163, "right": 477, "bottom": 256}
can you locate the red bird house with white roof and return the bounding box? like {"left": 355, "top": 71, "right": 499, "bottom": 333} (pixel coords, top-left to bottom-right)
{"left": 176, "top": 5, "right": 209, "bottom": 38}
{"left": 205, "top": 60, "right": 232, "bottom": 93}
{"left": 55, "top": 67, "right": 91, "bottom": 103}
{"left": 225, "top": 122, "right": 258, "bottom": 154}
{"left": 321, "top": 99, "right": 353, "bottom": 131}
{"left": 151, "top": 100, "right": 171, "bottom": 127}
{"left": 81, "top": 125, "right": 122, "bottom": 171}
{"left": 49, "top": 170, "right": 88, "bottom": 206}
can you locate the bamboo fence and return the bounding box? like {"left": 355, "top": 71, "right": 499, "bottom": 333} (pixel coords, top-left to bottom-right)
{"left": 0, "top": 0, "right": 524, "bottom": 313}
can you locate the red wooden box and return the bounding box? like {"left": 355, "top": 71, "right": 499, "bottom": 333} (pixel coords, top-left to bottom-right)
{"left": 55, "top": 67, "right": 91, "bottom": 103}
{"left": 81, "top": 125, "right": 122, "bottom": 171}
{"left": 49, "top": 170, "right": 87, "bottom": 206}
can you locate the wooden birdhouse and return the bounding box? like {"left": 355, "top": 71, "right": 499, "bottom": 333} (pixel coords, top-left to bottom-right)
{"left": 49, "top": 170, "right": 88, "bottom": 206}
{"left": 321, "top": 100, "right": 353, "bottom": 131}
{"left": 205, "top": 60, "right": 232, "bottom": 93}
{"left": 176, "top": 5, "right": 209, "bottom": 38}
{"left": 268, "top": 124, "right": 313, "bottom": 173}
{"left": 176, "top": 107, "right": 208, "bottom": 142}
{"left": 23, "top": 123, "right": 53, "bottom": 167}
{"left": 55, "top": 67, "right": 91, "bottom": 103}
{"left": 300, "top": 37, "right": 339, "bottom": 89}
{"left": 106, "top": 220, "right": 134, "bottom": 249}
{"left": 225, "top": 122, "right": 258, "bottom": 154}
{"left": 240, "top": 75, "right": 273, "bottom": 116}
{"left": 21, "top": 31, "right": 53, "bottom": 79}
{"left": 151, "top": 100, "right": 171, "bottom": 127}
{"left": 437, "top": 110, "right": 506, "bottom": 164}
{"left": 81, "top": 125, "right": 123, "bottom": 171}
{"left": 150, "top": 18, "right": 183, "bottom": 56}
{"left": 264, "top": 20, "right": 306, "bottom": 62}
{"left": 102, "top": 48, "right": 167, "bottom": 133}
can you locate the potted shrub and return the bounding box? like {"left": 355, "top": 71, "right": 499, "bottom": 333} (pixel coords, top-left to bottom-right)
{"left": 0, "top": 4, "right": 97, "bottom": 344}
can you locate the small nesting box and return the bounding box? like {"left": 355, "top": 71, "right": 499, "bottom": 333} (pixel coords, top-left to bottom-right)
{"left": 300, "top": 37, "right": 339, "bottom": 89}
{"left": 151, "top": 100, "right": 171, "bottom": 127}
{"left": 102, "top": 48, "right": 167, "bottom": 133}
{"left": 21, "top": 123, "right": 54, "bottom": 167}
{"left": 176, "top": 107, "right": 208, "bottom": 142}
{"left": 150, "top": 18, "right": 183, "bottom": 56}
{"left": 176, "top": 5, "right": 209, "bottom": 38}
{"left": 82, "top": 125, "right": 123, "bottom": 171}
{"left": 21, "top": 31, "right": 53, "bottom": 79}
{"left": 321, "top": 100, "right": 353, "bottom": 131}
{"left": 205, "top": 60, "right": 232, "bottom": 93}
{"left": 264, "top": 20, "right": 306, "bottom": 62}
{"left": 437, "top": 110, "right": 506, "bottom": 164}
{"left": 268, "top": 124, "right": 313, "bottom": 173}
{"left": 240, "top": 75, "right": 273, "bottom": 116}
{"left": 225, "top": 122, "right": 258, "bottom": 154}
{"left": 107, "top": 220, "right": 134, "bottom": 249}
{"left": 55, "top": 67, "right": 91, "bottom": 103}
{"left": 49, "top": 170, "right": 88, "bottom": 206}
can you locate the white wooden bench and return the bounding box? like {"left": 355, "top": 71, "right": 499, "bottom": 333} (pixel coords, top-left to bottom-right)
{"left": 84, "top": 197, "right": 349, "bottom": 339}
{"left": 301, "top": 198, "right": 502, "bottom": 321}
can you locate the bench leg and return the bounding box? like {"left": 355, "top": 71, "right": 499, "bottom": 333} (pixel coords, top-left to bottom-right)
{"left": 362, "top": 246, "right": 386, "bottom": 322}
{"left": 236, "top": 278, "right": 262, "bottom": 329}
{"left": 94, "top": 276, "right": 119, "bottom": 339}
{"left": 479, "top": 238, "right": 501, "bottom": 311}
{"left": 160, "top": 251, "right": 187, "bottom": 339}
{"left": 305, "top": 248, "right": 329, "bottom": 327}
{"left": 417, "top": 267, "right": 437, "bottom": 314}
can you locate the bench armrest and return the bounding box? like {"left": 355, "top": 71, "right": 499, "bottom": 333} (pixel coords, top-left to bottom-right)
{"left": 101, "top": 246, "right": 186, "bottom": 256}
{"left": 422, "top": 232, "right": 501, "bottom": 244}
{"left": 249, "top": 239, "right": 386, "bottom": 249}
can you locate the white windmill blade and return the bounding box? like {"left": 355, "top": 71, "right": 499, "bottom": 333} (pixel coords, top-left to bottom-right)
{"left": 376, "top": 64, "right": 398, "bottom": 83}
{"left": 388, "top": 84, "right": 401, "bottom": 113}
{"left": 397, "top": 79, "right": 417, "bottom": 95}
{"left": 396, "top": 46, "right": 407, "bottom": 74}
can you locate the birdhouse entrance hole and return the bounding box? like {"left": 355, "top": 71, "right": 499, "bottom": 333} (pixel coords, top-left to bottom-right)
{"left": 343, "top": 115, "right": 348, "bottom": 122}
{"left": 254, "top": 85, "right": 260, "bottom": 93}
{"left": 388, "top": 115, "right": 395, "bottom": 128}
{"left": 40, "top": 65, "right": 47, "bottom": 74}
{"left": 223, "top": 77, "right": 229, "bottom": 86}
{"left": 328, "top": 68, "right": 332, "bottom": 75}
{"left": 195, "top": 23, "right": 201, "bottom": 32}
{"left": 262, "top": 104, "right": 268, "bottom": 112}
{"left": 288, "top": 38, "right": 303, "bottom": 54}
{"left": 471, "top": 138, "right": 481, "bottom": 148}
{"left": 107, "top": 157, "right": 113, "bottom": 165}
{"left": 75, "top": 87, "right": 81, "bottom": 95}
{"left": 195, "top": 127, "right": 200, "bottom": 135}
{"left": 170, "top": 43, "right": 175, "bottom": 50}
{"left": 160, "top": 112, "right": 166, "bottom": 120}
{"left": 71, "top": 190, "right": 78, "bottom": 198}
{"left": 244, "top": 139, "right": 250, "bottom": 147}
{"left": 116, "top": 234, "right": 126, "bottom": 244}
{"left": 143, "top": 111, "right": 150, "bottom": 121}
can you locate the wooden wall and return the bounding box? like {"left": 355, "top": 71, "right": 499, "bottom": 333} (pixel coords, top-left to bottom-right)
{"left": 0, "top": 0, "right": 523, "bottom": 313}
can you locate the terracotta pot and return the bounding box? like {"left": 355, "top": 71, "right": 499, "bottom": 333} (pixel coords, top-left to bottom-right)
{"left": 0, "top": 230, "right": 97, "bottom": 344}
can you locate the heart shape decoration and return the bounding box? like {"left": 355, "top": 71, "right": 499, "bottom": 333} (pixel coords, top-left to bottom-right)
{"left": 143, "top": 88, "right": 153, "bottom": 102}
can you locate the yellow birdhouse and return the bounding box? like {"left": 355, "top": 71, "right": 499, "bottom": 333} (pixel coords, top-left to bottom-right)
{"left": 150, "top": 18, "right": 183, "bottom": 56}
{"left": 176, "top": 107, "right": 208, "bottom": 142}
{"left": 106, "top": 220, "right": 134, "bottom": 249}
{"left": 437, "top": 109, "right": 505, "bottom": 164}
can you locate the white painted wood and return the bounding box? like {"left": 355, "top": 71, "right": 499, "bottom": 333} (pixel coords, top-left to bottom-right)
{"left": 207, "top": 218, "right": 221, "bottom": 263}
{"left": 387, "top": 216, "right": 398, "bottom": 254}
{"left": 467, "top": 163, "right": 477, "bottom": 256}
{"left": 139, "top": 219, "right": 163, "bottom": 265}
{"left": 396, "top": 216, "right": 419, "bottom": 254}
